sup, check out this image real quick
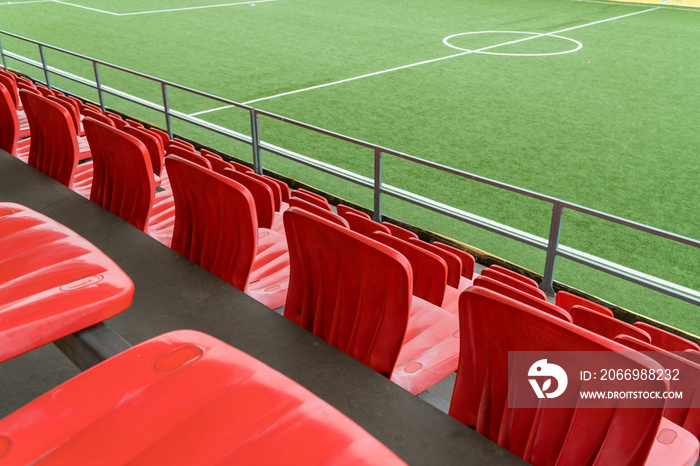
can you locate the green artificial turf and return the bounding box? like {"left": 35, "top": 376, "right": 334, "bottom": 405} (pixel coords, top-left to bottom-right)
{"left": 1, "top": 0, "right": 698, "bottom": 335}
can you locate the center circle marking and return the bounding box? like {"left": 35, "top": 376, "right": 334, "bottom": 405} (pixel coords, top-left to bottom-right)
{"left": 443, "top": 31, "right": 583, "bottom": 57}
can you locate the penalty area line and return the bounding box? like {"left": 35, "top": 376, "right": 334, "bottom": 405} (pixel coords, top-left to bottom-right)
{"left": 190, "top": 6, "right": 659, "bottom": 117}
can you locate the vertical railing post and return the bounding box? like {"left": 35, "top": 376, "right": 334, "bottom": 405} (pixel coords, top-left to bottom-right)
{"left": 250, "top": 108, "right": 263, "bottom": 174}
{"left": 372, "top": 148, "right": 383, "bottom": 222}
{"left": 92, "top": 61, "right": 106, "bottom": 113}
{"left": 161, "top": 82, "right": 173, "bottom": 139}
{"left": 541, "top": 201, "right": 564, "bottom": 296}
{"left": 38, "top": 44, "right": 51, "bottom": 89}
{"left": 0, "top": 37, "right": 7, "bottom": 71}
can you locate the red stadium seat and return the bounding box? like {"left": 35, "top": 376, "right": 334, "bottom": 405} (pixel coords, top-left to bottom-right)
{"left": 168, "top": 137, "right": 195, "bottom": 152}
{"left": 633, "top": 322, "right": 700, "bottom": 352}
{"left": 19, "top": 90, "right": 93, "bottom": 196}
{"left": 343, "top": 211, "right": 391, "bottom": 237}
{"left": 292, "top": 188, "right": 331, "bottom": 211}
{"left": 148, "top": 126, "right": 170, "bottom": 149}
{"left": 0, "top": 72, "right": 20, "bottom": 109}
{"left": 83, "top": 118, "right": 173, "bottom": 245}
{"left": 262, "top": 174, "right": 290, "bottom": 203}
{"left": 223, "top": 168, "right": 276, "bottom": 230}
{"left": 408, "top": 238, "right": 463, "bottom": 289}
{"left": 0, "top": 330, "right": 406, "bottom": 465}
{"left": 372, "top": 231, "right": 448, "bottom": 307}
{"left": 487, "top": 264, "right": 538, "bottom": 288}
{"left": 450, "top": 286, "right": 699, "bottom": 466}
{"left": 0, "top": 203, "right": 134, "bottom": 363}
{"left": 283, "top": 207, "right": 459, "bottom": 394}
{"left": 615, "top": 335, "right": 700, "bottom": 440}
{"left": 165, "top": 155, "right": 289, "bottom": 309}
{"left": 480, "top": 267, "right": 547, "bottom": 300}
{"left": 250, "top": 172, "right": 283, "bottom": 212}
{"left": 81, "top": 107, "right": 116, "bottom": 128}
{"left": 200, "top": 150, "right": 233, "bottom": 175}
{"left": 472, "top": 275, "right": 572, "bottom": 322}
{"left": 571, "top": 305, "right": 652, "bottom": 343}
{"left": 123, "top": 125, "right": 165, "bottom": 179}
{"left": 432, "top": 241, "right": 476, "bottom": 280}
{"left": 46, "top": 95, "right": 90, "bottom": 159}
{"left": 0, "top": 85, "right": 30, "bottom": 160}
{"left": 337, "top": 204, "right": 371, "bottom": 220}
{"left": 556, "top": 290, "right": 614, "bottom": 317}
{"left": 288, "top": 197, "right": 348, "bottom": 228}
{"left": 166, "top": 144, "right": 211, "bottom": 169}
{"left": 382, "top": 222, "right": 419, "bottom": 241}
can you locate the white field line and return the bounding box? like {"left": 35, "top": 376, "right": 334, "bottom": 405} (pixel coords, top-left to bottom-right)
{"left": 190, "top": 6, "right": 659, "bottom": 116}
{"left": 0, "top": 0, "right": 51, "bottom": 5}
{"left": 47, "top": 0, "right": 273, "bottom": 16}
{"left": 572, "top": 0, "right": 700, "bottom": 12}
{"left": 118, "top": 0, "right": 276, "bottom": 16}
{"left": 50, "top": 1, "right": 117, "bottom": 15}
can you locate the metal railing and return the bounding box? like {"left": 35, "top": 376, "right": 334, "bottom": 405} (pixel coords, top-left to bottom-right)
{"left": 2, "top": 29, "right": 699, "bottom": 307}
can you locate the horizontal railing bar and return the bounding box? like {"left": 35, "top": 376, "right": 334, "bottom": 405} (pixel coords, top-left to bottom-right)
{"left": 380, "top": 185, "right": 549, "bottom": 250}
{"left": 560, "top": 202, "right": 700, "bottom": 249}
{"left": 558, "top": 246, "right": 700, "bottom": 307}
{"left": 260, "top": 144, "right": 375, "bottom": 189}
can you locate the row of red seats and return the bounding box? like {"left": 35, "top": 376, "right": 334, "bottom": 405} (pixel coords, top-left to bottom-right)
{"left": 4, "top": 72, "right": 699, "bottom": 463}
{"left": 0, "top": 202, "right": 406, "bottom": 465}
{"left": 451, "top": 286, "right": 700, "bottom": 465}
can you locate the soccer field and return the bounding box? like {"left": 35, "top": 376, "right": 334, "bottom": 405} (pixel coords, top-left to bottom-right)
{"left": 1, "top": 0, "right": 699, "bottom": 333}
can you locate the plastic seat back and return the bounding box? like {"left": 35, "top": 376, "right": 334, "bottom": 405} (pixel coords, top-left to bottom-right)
{"left": 223, "top": 168, "right": 275, "bottom": 229}
{"left": 19, "top": 90, "right": 80, "bottom": 188}
{"left": 47, "top": 95, "right": 81, "bottom": 135}
{"left": 166, "top": 144, "right": 211, "bottom": 169}
{"left": 571, "top": 305, "right": 652, "bottom": 343}
{"left": 633, "top": 322, "right": 700, "bottom": 352}
{"left": 148, "top": 126, "right": 170, "bottom": 149}
{"left": 82, "top": 108, "right": 116, "bottom": 127}
{"left": 556, "top": 290, "right": 614, "bottom": 317}
{"left": 83, "top": 117, "right": 155, "bottom": 231}
{"left": 169, "top": 138, "right": 195, "bottom": 152}
{"left": 408, "top": 238, "right": 462, "bottom": 288}
{"left": 451, "top": 286, "right": 667, "bottom": 465}
{"left": 165, "top": 155, "right": 258, "bottom": 291}
{"left": 0, "top": 73, "right": 19, "bottom": 109}
{"left": 248, "top": 172, "right": 282, "bottom": 211}
{"left": 343, "top": 211, "right": 391, "bottom": 237}
{"left": 372, "top": 231, "right": 447, "bottom": 306}
{"left": 480, "top": 267, "right": 547, "bottom": 300}
{"left": 433, "top": 241, "right": 475, "bottom": 280}
{"left": 123, "top": 125, "right": 165, "bottom": 177}
{"left": 0, "top": 85, "right": 20, "bottom": 156}
{"left": 263, "top": 174, "right": 290, "bottom": 202}
{"left": 207, "top": 155, "right": 235, "bottom": 175}
{"left": 382, "top": 222, "right": 419, "bottom": 241}
{"left": 288, "top": 197, "right": 348, "bottom": 227}
{"left": 337, "top": 204, "right": 371, "bottom": 220}
{"left": 292, "top": 189, "right": 331, "bottom": 211}
{"left": 488, "top": 264, "right": 539, "bottom": 288}
{"left": 283, "top": 207, "right": 410, "bottom": 378}
{"left": 615, "top": 335, "right": 700, "bottom": 438}
{"left": 472, "top": 275, "right": 572, "bottom": 323}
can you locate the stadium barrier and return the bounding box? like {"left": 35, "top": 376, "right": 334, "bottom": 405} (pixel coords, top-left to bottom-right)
{"left": 1, "top": 29, "right": 698, "bottom": 315}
